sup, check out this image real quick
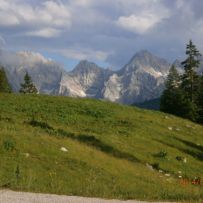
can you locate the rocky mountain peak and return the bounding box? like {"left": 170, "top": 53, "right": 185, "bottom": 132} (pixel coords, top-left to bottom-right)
{"left": 120, "top": 50, "right": 170, "bottom": 77}
{"left": 72, "top": 60, "right": 103, "bottom": 75}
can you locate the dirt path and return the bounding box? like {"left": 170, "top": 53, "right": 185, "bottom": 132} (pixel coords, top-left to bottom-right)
{"left": 0, "top": 190, "right": 175, "bottom": 203}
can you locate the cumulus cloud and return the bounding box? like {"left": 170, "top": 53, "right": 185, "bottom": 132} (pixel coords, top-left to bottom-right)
{"left": 0, "top": 0, "right": 71, "bottom": 37}
{"left": 26, "top": 28, "right": 62, "bottom": 38}
{"left": 0, "top": 0, "right": 203, "bottom": 69}
{"left": 117, "top": 14, "right": 161, "bottom": 34}
{"left": 116, "top": 0, "right": 170, "bottom": 34}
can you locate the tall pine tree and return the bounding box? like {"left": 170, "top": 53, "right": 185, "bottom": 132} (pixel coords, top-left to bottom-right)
{"left": 19, "top": 72, "right": 38, "bottom": 94}
{"left": 180, "top": 40, "right": 201, "bottom": 121}
{"left": 0, "top": 66, "right": 12, "bottom": 93}
{"left": 198, "top": 76, "right": 203, "bottom": 123}
{"left": 181, "top": 40, "right": 201, "bottom": 103}
{"left": 160, "top": 65, "right": 187, "bottom": 117}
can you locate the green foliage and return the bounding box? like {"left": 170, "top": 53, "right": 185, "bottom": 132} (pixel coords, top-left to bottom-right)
{"left": 3, "top": 138, "right": 15, "bottom": 151}
{"left": 180, "top": 40, "right": 201, "bottom": 121}
{"left": 160, "top": 66, "right": 187, "bottom": 117}
{"left": 161, "top": 40, "right": 203, "bottom": 122}
{"left": 181, "top": 40, "right": 201, "bottom": 101}
{"left": 154, "top": 150, "right": 168, "bottom": 159}
{"left": 0, "top": 94, "right": 202, "bottom": 201}
{"left": 19, "top": 72, "right": 38, "bottom": 94}
{"left": 165, "top": 65, "right": 181, "bottom": 90}
{"left": 198, "top": 76, "right": 203, "bottom": 122}
{"left": 0, "top": 66, "right": 12, "bottom": 93}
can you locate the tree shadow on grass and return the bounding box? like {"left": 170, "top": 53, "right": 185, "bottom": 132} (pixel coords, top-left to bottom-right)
{"left": 28, "top": 120, "right": 141, "bottom": 164}
{"left": 174, "top": 137, "right": 203, "bottom": 152}
{"left": 58, "top": 129, "right": 141, "bottom": 164}
{"left": 154, "top": 138, "right": 203, "bottom": 162}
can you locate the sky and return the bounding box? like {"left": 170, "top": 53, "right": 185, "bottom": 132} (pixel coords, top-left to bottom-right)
{"left": 0, "top": 0, "right": 203, "bottom": 70}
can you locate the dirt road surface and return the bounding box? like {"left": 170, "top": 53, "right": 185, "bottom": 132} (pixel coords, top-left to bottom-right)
{"left": 0, "top": 190, "right": 176, "bottom": 203}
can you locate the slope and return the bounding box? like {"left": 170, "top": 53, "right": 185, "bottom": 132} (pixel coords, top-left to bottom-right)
{"left": 0, "top": 94, "right": 202, "bottom": 202}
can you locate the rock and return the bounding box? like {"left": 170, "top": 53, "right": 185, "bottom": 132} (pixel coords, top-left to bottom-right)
{"left": 24, "top": 153, "right": 30, "bottom": 158}
{"left": 183, "top": 157, "right": 187, "bottom": 163}
{"left": 60, "top": 147, "right": 68, "bottom": 152}
{"left": 146, "top": 163, "right": 154, "bottom": 171}
{"left": 168, "top": 127, "right": 173, "bottom": 131}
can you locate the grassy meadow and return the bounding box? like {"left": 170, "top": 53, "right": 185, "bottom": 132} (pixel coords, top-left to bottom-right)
{"left": 0, "top": 93, "right": 202, "bottom": 202}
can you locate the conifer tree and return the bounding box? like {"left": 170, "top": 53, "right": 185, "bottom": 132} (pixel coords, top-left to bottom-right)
{"left": 198, "top": 76, "right": 203, "bottom": 123}
{"left": 160, "top": 65, "right": 185, "bottom": 116}
{"left": 179, "top": 40, "right": 201, "bottom": 121}
{"left": 19, "top": 72, "right": 38, "bottom": 94}
{"left": 181, "top": 40, "right": 201, "bottom": 103}
{"left": 0, "top": 66, "right": 12, "bottom": 93}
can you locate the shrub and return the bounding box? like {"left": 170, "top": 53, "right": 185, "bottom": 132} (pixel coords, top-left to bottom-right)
{"left": 154, "top": 150, "right": 168, "bottom": 158}
{"left": 3, "top": 138, "right": 15, "bottom": 151}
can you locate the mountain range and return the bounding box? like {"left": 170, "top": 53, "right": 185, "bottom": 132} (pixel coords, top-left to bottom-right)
{"left": 1, "top": 49, "right": 202, "bottom": 104}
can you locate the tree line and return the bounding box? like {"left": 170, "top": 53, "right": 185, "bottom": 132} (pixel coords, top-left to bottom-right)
{"left": 160, "top": 40, "right": 203, "bottom": 123}
{"left": 0, "top": 68, "right": 37, "bottom": 94}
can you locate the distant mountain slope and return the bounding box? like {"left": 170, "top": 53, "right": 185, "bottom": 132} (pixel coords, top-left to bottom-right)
{"left": 133, "top": 98, "right": 161, "bottom": 110}
{"left": 103, "top": 50, "right": 170, "bottom": 104}
{"left": 59, "top": 60, "right": 113, "bottom": 98}
{"left": 2, "top": 49, "right": 201, "bottom": 104}
{"left": 0, "top": 50, "right": 63, "bottom": 94}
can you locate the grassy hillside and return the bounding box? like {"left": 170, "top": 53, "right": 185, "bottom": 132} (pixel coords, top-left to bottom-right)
{"left": 0, "top": 94, "right": 202, "bottom": 202}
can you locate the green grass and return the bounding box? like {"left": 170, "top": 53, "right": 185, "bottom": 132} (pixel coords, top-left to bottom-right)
{"left": 0, "top": 93, "right": 203, "bottom": 202}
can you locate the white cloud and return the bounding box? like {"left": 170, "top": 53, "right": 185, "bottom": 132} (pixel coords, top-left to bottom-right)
{"left": 60, "top": 48, "right": 109, "bottom": 61}
{"left": 117, "top": 14, "right": 161, "bottom": 34}
{"left": 0, "top": 13, "right": 19, "bottom": 26}
{"left": 0, "top": 0, "right": 71, "bottom": 36}
{"left": 116, "top": 0, "right": 170, "bottom": 34}
{"left": 25, "top": 28, "right": 62, "bottom": 38}
{"left": 72, "top": 0, "right": 93, "bottom": 7}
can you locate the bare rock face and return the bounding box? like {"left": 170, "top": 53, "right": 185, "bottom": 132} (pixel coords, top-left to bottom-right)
{"left": 103, "top": 50, "right": 170, "bottom": 104}
{"left": 59, "top": 51, "right": 172, "bottom": 104}
{"left": 59, "top": 60, "right": 112, "bottom": 98}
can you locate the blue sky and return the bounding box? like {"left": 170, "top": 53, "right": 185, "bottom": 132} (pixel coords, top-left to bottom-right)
{"left": 0, "top": 0, "right": 203, "bottom": 70}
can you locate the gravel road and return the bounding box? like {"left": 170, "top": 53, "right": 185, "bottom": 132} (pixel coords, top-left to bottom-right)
{"left": 0, "top": 190, "right": 175, "bottom": 203}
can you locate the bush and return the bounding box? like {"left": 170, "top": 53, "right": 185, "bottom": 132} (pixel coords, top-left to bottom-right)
{"left": 154, "top": 150, "right": 168, "bottom": 158}
{"left": 3, "top": 138, "right": 15, "bottom": 151}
